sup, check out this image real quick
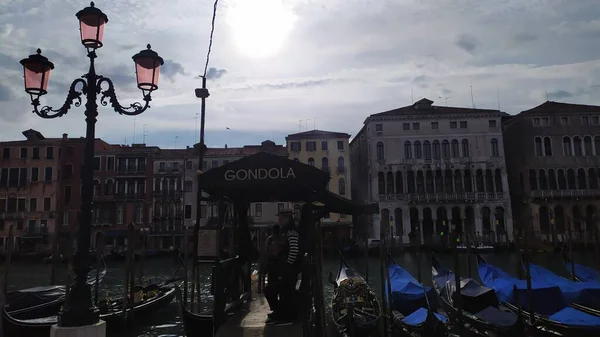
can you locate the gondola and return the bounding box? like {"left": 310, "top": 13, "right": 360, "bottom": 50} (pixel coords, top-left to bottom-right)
{"left": 521, "top": 255, "right": 600, "bottom": 315}
{"left": 328, "top": 255, "right": 381, "bottom": 337}
{"left": 2, "top": 282, "right": 177, "bottom": 337}
{"left": 563, "top": 254, "right": 599, "bottom": 283}
{"left": 477, "top": 254, "right": 600, "bottom": 337}
{"left": 431, "top": 255, "right": 522, "bottom": 336}
{"left": 387, "top": 255, "right": 447, "bottom": 337}
{"left": 4, "top": 262, "right": 107, "bottom": 314}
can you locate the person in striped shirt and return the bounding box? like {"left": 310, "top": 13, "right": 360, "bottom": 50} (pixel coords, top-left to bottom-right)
{"left": 267, "top": 213, "right": 301, "bottom": 325}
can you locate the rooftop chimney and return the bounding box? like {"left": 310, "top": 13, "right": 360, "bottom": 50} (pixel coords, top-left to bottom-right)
{"left": 62, "top": 133, "right": 68, "bottom": 139}
{"left": 225, "top": 144, "right": 228, "bottom": 148}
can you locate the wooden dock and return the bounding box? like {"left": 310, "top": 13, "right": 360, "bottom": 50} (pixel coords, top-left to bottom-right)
{"left": 216, "top": 282, "right": 303, "bottom": 337}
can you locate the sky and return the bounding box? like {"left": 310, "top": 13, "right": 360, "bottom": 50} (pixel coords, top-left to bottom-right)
{"left": 1, "top": 0, "right": 600, "bottom": 149}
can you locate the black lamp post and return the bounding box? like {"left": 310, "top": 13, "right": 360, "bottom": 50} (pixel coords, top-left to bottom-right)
{"left": 19, "top": 2, "right": 164, "bottom": 327}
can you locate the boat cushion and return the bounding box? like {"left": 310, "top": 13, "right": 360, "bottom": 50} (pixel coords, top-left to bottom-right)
{"left": 401, "top": 307, "right": 448, "bottom": 326}
{"left": 473, "top": 306, "right": 518, "bottom": 327}
{"left": 549, "top": 306, "right": 600, "bottom": 327}
{"left": 5, "top": 286, "right": 66, "bottom": 311}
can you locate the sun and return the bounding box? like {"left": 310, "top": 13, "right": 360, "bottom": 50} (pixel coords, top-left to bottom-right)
{"left": 226, "top": 0, "right": 297, "bottom": 58}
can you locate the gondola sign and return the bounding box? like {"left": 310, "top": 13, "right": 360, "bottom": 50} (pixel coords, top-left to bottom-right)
{"left": 197, "top": 229, "right": 219, "bottom": 258}
{"left": 224, "top": 167, "right": 296, "bottom": 181}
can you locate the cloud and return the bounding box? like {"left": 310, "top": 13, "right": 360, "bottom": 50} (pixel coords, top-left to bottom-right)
{"left": 205, "top": 67, "right": 227, "bottom": 80}
{"left": 161, "top": 59, "right": 186, "bottom": 78}
{"left": 455, "top": 34, "right": 479, "bottom": 53}
{"left": 0, "top": 84, "right": 14, "bottom": 101}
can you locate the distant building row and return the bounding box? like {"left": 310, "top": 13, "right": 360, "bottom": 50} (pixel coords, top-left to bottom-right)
{"left": 0, "top": 130, "right": 352, "bottom": 253}
{"left": 350, "top": 98, "right": 600, "bottom": 246}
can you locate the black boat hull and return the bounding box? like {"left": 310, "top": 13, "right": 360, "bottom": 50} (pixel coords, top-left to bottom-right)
{"left": 391, "top": 310, "right": 447, "bottom": 337}
{"left": 2, "top": 285, "right": 176, "bottom": 337}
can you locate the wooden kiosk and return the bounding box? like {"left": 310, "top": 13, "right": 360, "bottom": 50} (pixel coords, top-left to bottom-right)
{"left": 175, "top": 152, "right": 379, "bottom": 337}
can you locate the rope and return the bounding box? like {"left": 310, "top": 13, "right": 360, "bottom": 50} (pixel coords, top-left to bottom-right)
{"left": 202, "top": 0, "right": 220, "bottom": 78}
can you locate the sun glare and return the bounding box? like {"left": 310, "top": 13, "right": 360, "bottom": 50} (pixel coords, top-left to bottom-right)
{"left": 226, "top": 0, "right": 297, "bottom": 58}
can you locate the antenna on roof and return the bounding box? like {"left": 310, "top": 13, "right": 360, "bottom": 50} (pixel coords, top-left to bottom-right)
{"left": 304, "top": 119, "right": 311, "bottom": 131}
{"left": 143, "top": 124, "right": 148, "bottom": 144}
{"left": 546, "top": 89, "right": 550, "bottom": 101}
{"left": 411, "top": 83, "right": 414, "bottom": 104}
{"left": 174, "top": 136, "right": 179, "bottom": 148}
{"left": 438, "top": 96, "right": 451, "bottom": 106}
{"left": 469, "top": 76, "right": 476, "bottom": 109}
{"left": 133, "top": 117, "right": 137, "bottom": 143}
{"left": 313, "top": 117, "right": 319, "bottom": 130}
{"left": 298, "top": 119, "right": 302, "bottom": 132}
{"left": 497, "top": 85, "right": 501, "bottom": 110}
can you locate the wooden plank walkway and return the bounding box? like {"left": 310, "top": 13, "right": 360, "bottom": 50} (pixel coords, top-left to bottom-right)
{"left": 216, "top": 282, "right": 303, "bottom": 337}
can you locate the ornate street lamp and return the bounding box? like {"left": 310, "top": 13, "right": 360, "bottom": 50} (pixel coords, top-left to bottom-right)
{"left": 19, "top": 2, "right": 164, "bottom": 328}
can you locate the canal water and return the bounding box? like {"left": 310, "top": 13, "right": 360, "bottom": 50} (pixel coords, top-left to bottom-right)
{"left": 2, "top": 252, "right": 598, "bottom": 336}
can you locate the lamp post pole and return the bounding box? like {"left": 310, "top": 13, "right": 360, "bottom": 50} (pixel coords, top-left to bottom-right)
{"left": 19, "top": 2, "right": 164, "bottom": 327}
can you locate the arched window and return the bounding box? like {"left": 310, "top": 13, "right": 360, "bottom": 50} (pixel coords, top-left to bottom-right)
{"left": 573, "top": 136, "right": 583, "bottom": 156}
{"left": 378, "top": 172, "right": 385, "bottom": 195}
{"left": 463, "top": 170, "right": 473, "bottom": 192}
{"left": 462, "top": 139, "right": 470, "bottom": 157}
{"left": 434, "top": 170, "right": 444, "bottom": 192}
{"left": 404, "top": 141, "right": 412, "bottom": 159}
{"left": 544, "top": 137, "right": 552, "bottom": 156}
{"left": 567, "top": 169, "right": 576, "bottom": 189}
{"left": 423, "top": 141, "right": 432, "bottom": 159}
{"left": 451, "top": 140, "right": 459, "bottom": 157}
{"left": 442, "top": 140, "right": 450, "bottom": 158}
{"left": 432, "top": 140, "right": 441, "bottom": 159}
{"left": 534, "top": 137, "right": 543, "bottom": 156}
{"left": 584, "top": 136, "right": 593, "bottom": 155}
{"left": 376, "top": 142, "right": 384, "bottom": 160}
{"left": 491, "top": 138, "right": 499, "bottom": 157}
{"left": 539, "top": 169, "right": 548, "bottom": 190}
{"left": 321, "top": 157, "right": 328, "bottom": 171}
{"left": 548, "top": 169, "right": 557, "bottom": 190}
{"left": 476, "top": 169, "right": 485, "bottom": 192}
{"left": 64, "top": 164, "right": 73, "bottom": 179}
{"left": 577, "top": 168, "right": 587, "bottom": 189}
{"left": 93, "top": 179, "right": 101, "bottom": 196}
{"left": 414, "top": 141, "right": 422, "bottom": 159}
{"left": 105, "top": 179, "right": 114, "bottom": 195}
{"left": 557, "top": 169, "right": 567, "bottom": 190}
{"left": 339, "top": 178, "right": 346, "bottom": 196}
{"left": 407, "top": 171, "right": 416, "bottom": 193}
{"left": 529, "top": 169, "right": 538, "bottom": 190}
{"left": 416, "top": 171, "right": 425, "bottom": 193}
{"left": 386, "top": 172, "right": 394, "bottom": 194}
{"left": 425, "top": 171, "right": 434, "bottom": 193}
{"left": 395, "top": 171, "right": 404, "bottom": 194}
{"left": 307, "top": 157, "right": 315, "bottom": 166}
{"left": 563, "top": 137, "right": 572, "bottom": 156}
{"left": 595, "top": 136, "right": 600, "bottom": 155}
{"left": 485, "top": 169, "right": 494, "bottom": 192}
{"left": 337, "top": 157, "right": 344, "bottom": 169}
{"left": 589, "top": 168, "right": 598, "bottom": 189}
{"left": 494, "top": 169, "right": 503, "bottom": 192}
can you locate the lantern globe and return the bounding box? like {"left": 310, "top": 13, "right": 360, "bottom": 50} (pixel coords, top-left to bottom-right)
{"left": 132, "top": 44, "right": 165, "bottom": 92}
{"left": 19, "top": 49, "right": 55, "bottom": 96}
{"left": 76, "top": 2, "right": 109, "bottom": 50}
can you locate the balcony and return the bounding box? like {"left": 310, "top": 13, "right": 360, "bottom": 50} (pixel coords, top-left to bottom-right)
{"left": 156, "top": 167, "right": 181, "bottom": 175}
{"left": 0, "top": 212, "right": 26, "bottom": 220}
{"left": 377, "top": 192, "right": 507, "bottom": 203}
{"left": 530, "top": 190, "right": 600, "bottom": 199}
{"left": 116, "top": 165, "right": 146, "bottom": 174}
{"left": 92, "top": 218, "right": 114, "bottom": 227}
{"left": 153, "top": 190, "right": 183, "bottom": 200}
{"left": 321, "top": 166, "right": 330, "bottom": 172}
{"left": 23, "top": 227, "right": 49, "bottom": 237}
{"left": 114, "top": 192, "right": 146, "bottom": 200}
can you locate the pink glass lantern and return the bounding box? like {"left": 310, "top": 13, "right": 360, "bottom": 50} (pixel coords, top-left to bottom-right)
{"left": 19, "top": 49, "right": 55, "bottom": 96}
{"left": 76, "top": 2, "right": 108, "bottom": 50}
{"left": 132, "top": 44, "right": 164, "bottom": 92}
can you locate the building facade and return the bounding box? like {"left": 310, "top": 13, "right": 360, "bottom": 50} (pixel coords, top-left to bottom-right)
{"left": 351, "top": 98, "right": 513, "bottom": 244}
{"left": 152, "top": 149, "right": 185, "bottom": 250}
{"left": 503, "top": 101, "right": 600, "bottom": 245}
{"left": 0, "top": 129, "right": 62, "bottom": 254}
{"left": 286, "top": 130, "right": 353, "bottom": 246}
